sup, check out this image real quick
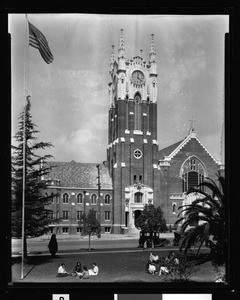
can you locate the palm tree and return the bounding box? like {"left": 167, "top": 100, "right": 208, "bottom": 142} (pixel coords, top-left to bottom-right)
{"left": 175, "top": 176, "right": 226, "bottom": 265}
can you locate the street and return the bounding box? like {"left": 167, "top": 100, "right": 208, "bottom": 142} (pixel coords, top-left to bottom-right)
{"left": 11, "top": 234, "right": 175, "bottom": 256}
{"left": 12, "top": 237, "right": 141, "bottom": 255}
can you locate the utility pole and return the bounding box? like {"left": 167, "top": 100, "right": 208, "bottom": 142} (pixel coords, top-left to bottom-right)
{"left": 96, "top": 164, "right": 102, "bottom": 237}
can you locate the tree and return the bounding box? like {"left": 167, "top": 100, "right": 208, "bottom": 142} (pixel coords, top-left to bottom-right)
{"left": 12, "top": 96, "right": 54, "bottom": 261}
{"left": 175, "top": 176, "right": 226, "bottom": 266}
{"left": 79, "top": 209, "right": 101, "bottom": 251}
{"left": 135, "top": 204, "right": 167, "bottom": 248}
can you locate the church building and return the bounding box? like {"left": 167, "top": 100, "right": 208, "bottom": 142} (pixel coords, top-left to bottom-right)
{"left": 43, "top": 30, "right": 223, "bottom": 235}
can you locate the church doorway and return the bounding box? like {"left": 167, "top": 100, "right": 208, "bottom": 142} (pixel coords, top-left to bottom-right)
{"left": 125, "top": 212, "right": 129, "bottom": 227}
{"left": 134, "top": 210, "right": 142, "bottom": 226}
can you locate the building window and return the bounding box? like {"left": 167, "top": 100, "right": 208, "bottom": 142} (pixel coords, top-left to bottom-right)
{"left": 77, "top": 227, "right": 82, "bottom": 233}
{"left": 76, "top": 211, "right": 83, "bottom": 221}
{"left": 134, "top": 192, "right": 143, "bottom": 203}
{"left": 56, "top": 211, "right": 59, "bottom": 219}
{"left": 49, "top": 210, "right": 54, "bottom": 220}
{"left": 62, "top": 227, "right": 69, "bottom": 234}
{"left": 134, "top": 149, "right": 142, "bottom": 159}
{"left": 172, "top": 203, "right": 177, "bottom": 214}
{"left": 91, "top": 194, "right": 97, "bottom": 205}
{"left": 105, "top": 227, "right": 111, "bottom": 233}
{"left": 92, "top": 211, "right": 97, "bottom": 219}
{"left": 51, "top": 192, "right": 54, "bottom": 203}
{"left": 77, "top": 193, "right": 83, "bottom": 204}
{"left": 105, "top": 194, "right": 110, "bottom": 205}
{"left": 181, "top": 157, "right": 206, "bottom": 193}
{"left": 63, "top": 193, "right": 69, "bottom": 204}
{"left": 134, "top": 93, "right": 141, "bottom": 130}
{"left": 63, "top": 211, "right": 69, "bottom": 220}
{"left": 49, "top": 227, "right": 54, "bottom": 234}
{"left": 105, "top": 211, "right": 111, "bottom": 221}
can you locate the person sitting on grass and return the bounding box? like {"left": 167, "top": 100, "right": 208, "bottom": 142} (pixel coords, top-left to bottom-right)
{"left": 89, "top": 262, "right": 99, "bottom": 276}
{"left": 147, "top": 260, "right": 157, "bottom": 275}
{"left": 158, "top": 261, "right": 169, "bottom": 276}
{"left": 151, "top": 252, "right": 159, "bottom": 263}
{"left": 57, "top": 263, "right": 69, "bottom": 277}
{"left": 72, "top": 261, "right": 83, "bottom": 276}
{"left": 79, "top": 265, "right": 90, "bottom": 280}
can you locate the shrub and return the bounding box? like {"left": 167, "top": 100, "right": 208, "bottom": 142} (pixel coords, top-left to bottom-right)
{"left": 164, "top": 257, "right": 195, "bottom": 282}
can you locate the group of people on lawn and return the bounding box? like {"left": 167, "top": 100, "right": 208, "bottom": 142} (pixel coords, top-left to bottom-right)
{"left": 57, "top": 262, "right": 99, "bottom": 279}
{"left": 146, "top": 251, "right": 179, "bottom": 276}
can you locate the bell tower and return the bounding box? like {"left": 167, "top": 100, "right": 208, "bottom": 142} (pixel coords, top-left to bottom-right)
{"left": 107, "top": 30, "right": 161, "bottom": 234}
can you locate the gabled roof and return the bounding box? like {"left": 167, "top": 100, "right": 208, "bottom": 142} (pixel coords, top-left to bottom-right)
{"left": 43, "top": 161, "right": 113, "bottom": 189}
{"left": 158, "top": 140, "right": 184, "bottom": 160}
{"left": 158, "top": 132, "right": 221, "bottom": 165}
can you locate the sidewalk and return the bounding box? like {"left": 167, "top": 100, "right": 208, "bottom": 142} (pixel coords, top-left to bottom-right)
{"left": 27, "top": 232, "right": 174, "bottom": 242}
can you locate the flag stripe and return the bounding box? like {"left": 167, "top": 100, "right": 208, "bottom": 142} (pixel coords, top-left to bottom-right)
{"left": 28, "top": 21, "right": 53, "bottom": 64}
{"left": 29, "top": 22, "right": 53, "bottom": 63}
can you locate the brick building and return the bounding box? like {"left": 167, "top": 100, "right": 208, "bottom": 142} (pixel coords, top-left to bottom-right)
{"left": 43, "top": 30, "right": 223, "bottom": 235}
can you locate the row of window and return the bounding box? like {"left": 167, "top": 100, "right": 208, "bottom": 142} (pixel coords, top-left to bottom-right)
{"left": 49, "top": 226, "right": 111, "bottom": 234}
{"left": 49, "top": 210, "right": 111, "bottom": 221}
{"left": 46, "top": 192, "right": 111, "bottom": 205}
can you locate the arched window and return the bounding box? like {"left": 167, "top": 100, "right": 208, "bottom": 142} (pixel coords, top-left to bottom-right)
{"left": 172, "top": 203, "right": 176, "bottom": 214}
{"left": 63, "top": 193, "right": 69, "bottom": 204}
{"left": 91, "top": 194, "right": 97, "bottom": 205}
{"left": 181, "top": 157, "right": 206, "bottom": 193}
{"left": 134, "top": 192, "right": 143, "bottom": 203}
{"left": 134, "top": 93, "right": 141, "bottom": 130}
{"left": 77, "top": 193, "right": 83, "bottom": 204}
{"left": 105, "top": 194, "right": 110, "bottom": 205}
{"left": 51, "top": 192, "right": 54, "bottom": 203}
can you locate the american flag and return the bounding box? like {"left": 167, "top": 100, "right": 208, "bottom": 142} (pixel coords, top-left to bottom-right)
{"left": 28, "top": 21, "right": 53, "bottom": 64}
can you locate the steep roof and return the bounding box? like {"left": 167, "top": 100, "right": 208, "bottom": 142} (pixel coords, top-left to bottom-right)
{"left": 44, "top": 161, "right": 113, "bottom": 189}
{"left": 158, "top": 140, "right": 184, "bottom": 160}
{"left": 158, "top": 131, "right": 221, "bottom": 165}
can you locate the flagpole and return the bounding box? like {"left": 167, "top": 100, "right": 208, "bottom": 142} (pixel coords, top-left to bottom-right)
{"left": 21, "top": 14, "right": 29, "bottom": 280}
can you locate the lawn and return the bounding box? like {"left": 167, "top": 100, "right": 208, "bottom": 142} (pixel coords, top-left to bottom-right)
{"left": 11, "top": 250, "right": 219, "bottom": 283}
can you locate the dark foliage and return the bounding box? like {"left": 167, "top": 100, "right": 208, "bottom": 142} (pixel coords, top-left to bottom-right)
{"left": 12, "top": 96, "right": 54, "bottom": 258}
{"left": 175, "top": 176, "right": 226, "bottom": 266}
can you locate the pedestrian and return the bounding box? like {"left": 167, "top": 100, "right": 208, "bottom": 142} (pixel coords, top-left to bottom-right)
{"left": 57, "top": 263, "right": 69, "bottom": 277}
{"left": 48, "top": 234, "right": 58, "bottom": 257}
{"left": 143, "top": 240, "right": 147, "bottom": 250}
{"left": 89, "top": 262, "right": 99, "bottom": 276}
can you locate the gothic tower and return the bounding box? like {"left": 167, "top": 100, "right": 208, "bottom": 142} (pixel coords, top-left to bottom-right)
{"left": 107, "top": 30, "right": 161, "bottom": 234}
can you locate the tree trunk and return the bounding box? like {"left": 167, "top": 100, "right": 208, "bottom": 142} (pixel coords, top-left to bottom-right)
{"left": 151, "top": 234, "right": 154, "bottom": 249}
{"left": 88, "top": 234, "right": 91, "bottom": 251}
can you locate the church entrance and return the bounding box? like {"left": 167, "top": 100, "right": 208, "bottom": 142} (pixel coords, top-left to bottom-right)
{"left": 134, "top": 210, "right": 142, "bottom": 226}
{"left": 125, "top": 211, "right": 129, "bottom": 227}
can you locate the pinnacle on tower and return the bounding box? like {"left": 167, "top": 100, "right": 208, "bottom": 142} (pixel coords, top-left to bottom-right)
{"left": 118, "top": 29, "right": 125, "bottom": 58}
{"left": 110, "top": 45, "right": 115, "bottom": 64}
{"left": 149, "top": 33, "right": 156, "bottom": 62}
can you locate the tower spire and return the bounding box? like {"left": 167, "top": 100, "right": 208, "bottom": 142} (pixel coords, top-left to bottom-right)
{"left": 118, "top": 29, "right": 125, "bottom": 58}
{"left": 110, "top": 45, "right": 115, "bottom": 65}
{"left": 149, "top": 33, "right": 156, "bottom": 62}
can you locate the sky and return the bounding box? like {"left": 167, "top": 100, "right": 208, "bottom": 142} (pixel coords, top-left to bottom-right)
{"left": 9, "top": 14, "right": 228, "bottom": 163}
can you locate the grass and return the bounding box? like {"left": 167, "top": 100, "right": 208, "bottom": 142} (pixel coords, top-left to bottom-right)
{"left": 11, "top": 250, "right": 219, "bottom": 283}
